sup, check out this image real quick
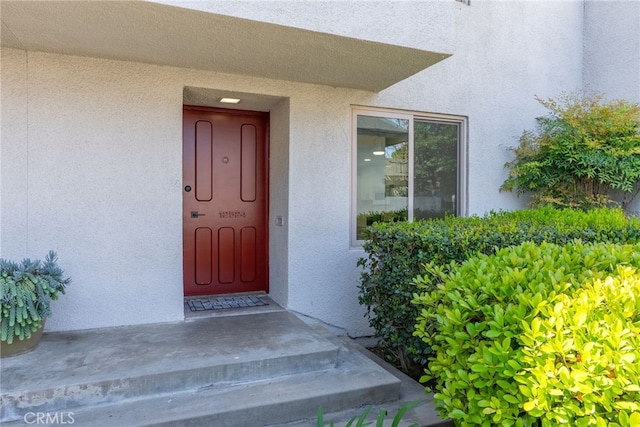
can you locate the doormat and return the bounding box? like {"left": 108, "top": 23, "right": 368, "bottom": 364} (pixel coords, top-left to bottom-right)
{"left": 187, "top": 295, "right": 269, "bottom": 312}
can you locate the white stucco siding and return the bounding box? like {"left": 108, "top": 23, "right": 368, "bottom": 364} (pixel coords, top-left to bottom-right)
{"left": 285, "top": 92, "right": 367, "bottom": 334}
{"left": 266, "top": 98, "right": 291, "bottom": 308}
{"left": 1, "top": 48, "right": 29, "bottom": 257}
{"left": 584, "top": 0, "right": 640, "bottom": 104}
{"left": 155, "top": 0, "right": 455, "bottom": 54}
{"left": 1, "top": 50, "right": 186, "bottom": 331}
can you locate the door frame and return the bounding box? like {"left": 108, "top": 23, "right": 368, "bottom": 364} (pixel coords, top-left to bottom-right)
{"left": 182, "top": 105, "right": 270, "bottom": 296}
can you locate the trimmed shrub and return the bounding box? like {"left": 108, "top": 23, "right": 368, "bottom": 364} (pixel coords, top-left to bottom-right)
{"left": 358, "top": 207, "right": 640, "bottom": 373}
{"left": 413, "top": 241, "right": 640, "bottom": 426}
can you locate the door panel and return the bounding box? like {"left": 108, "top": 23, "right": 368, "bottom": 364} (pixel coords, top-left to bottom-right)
{"left": 194, "top": 227, "right": 213, "bottom": 285}
{"left": 195, "top": 121, "right": 213, "bottom": 202}
{"left": 218, "top": 227, "right": 235, "bottom": 284}
{"left": 240, "top": 227, "right": 257, "bottom": 282}
{"left": 241, "top": 125, "right": 257, "bottom": 202}
{"left": 183, "top": 107, "right": 269, "bottom": 296}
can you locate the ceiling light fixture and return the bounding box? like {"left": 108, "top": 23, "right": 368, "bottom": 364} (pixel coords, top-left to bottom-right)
{"left": 219, "top": 97, "right": 241, "bottom": 104}
{"left": 372, "top": 151, "right": 385, "bottom": 156}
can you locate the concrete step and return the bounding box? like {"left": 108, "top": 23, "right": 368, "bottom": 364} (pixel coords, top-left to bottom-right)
{"left": 0, "top": 310, "right": 407, "bottom": 426}
{"left": 279, "top": 332, "right": 454, "bottom": 427}
{"left": 23, "top": 336, "right": 401, "bottom": 427}
{"left": 0, "top": 311, "right": 342, "bottom": 422}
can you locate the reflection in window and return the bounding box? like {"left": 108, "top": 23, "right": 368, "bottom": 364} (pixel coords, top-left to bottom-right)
{"left": 356, "top": 116, "right": 409, "bottom": 240}
{"left": 413, "top": 121, "right": 458, "bottom": 220}
{"left": 353, "top": 110, "right": 466, "bottom": 243}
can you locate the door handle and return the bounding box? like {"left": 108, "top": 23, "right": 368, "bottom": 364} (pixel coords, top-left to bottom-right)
{"left": 190, "top": 211, "right": 206, "bottom": 218}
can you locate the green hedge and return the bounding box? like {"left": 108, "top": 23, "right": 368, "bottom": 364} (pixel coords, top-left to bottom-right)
{"left": 413, "top": 241, "right": 640, "bottom": 426}
{"left": 357, "top": 207, "right": 640, "bottom": 373}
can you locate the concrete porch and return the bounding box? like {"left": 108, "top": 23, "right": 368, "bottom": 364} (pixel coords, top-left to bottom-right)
{"left": 0, "top": 301, "right": 451, "bottom": 426}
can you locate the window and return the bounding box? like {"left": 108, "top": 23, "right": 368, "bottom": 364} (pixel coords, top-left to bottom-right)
{"left": 352, "top": 108, "right": 467, "bottom": 245}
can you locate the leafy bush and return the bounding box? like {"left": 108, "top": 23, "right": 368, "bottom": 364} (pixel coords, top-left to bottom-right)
{"left": 413, "top": 241, "right": 640, "bottom": 426}
{"left": 1, "top": 251, "right": 71, "bottom": 344}
{"left": 501, "top": 92, "right": 640, "bottom": 212}
{"left": 358, "top": 207, "right": 640, "bottom": 373}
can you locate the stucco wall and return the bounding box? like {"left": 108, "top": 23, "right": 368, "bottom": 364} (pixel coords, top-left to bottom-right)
{"left": 267, "top": 98, "right": 291, "bottom": 308}
{"left": 584, "top": 0, "right": 640, "bottom": 104}
{"left": 1, "top": 1, "right": 594, "bottom": 337}
{"left": 156, "top": 0, "right": 455, "bottom": 54}
{"left": 1, "top": 49, "right": 187, "bottom": 330}
{"left": 1, "top": 48, "right": 29, "bottom": 257}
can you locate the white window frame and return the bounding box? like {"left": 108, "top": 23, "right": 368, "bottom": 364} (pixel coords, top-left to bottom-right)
{"left": 351, "top": 106, "right": 468, "bottom": 247}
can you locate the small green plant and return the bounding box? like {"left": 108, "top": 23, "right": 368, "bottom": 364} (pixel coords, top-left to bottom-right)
{"left": 413, "top": 241, "right": 640, "bottom": 426}
{"left": 316, "top": 401, "right": 421, "bottom": 427}
{"left": 501, "top": 92, "right": 640, "bottom": 212}
{"left": 1, "top": 251, "right": 71, "bottom": 344}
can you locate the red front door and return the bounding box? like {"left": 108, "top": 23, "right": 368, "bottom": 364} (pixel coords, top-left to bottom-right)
{"left": 183, "top": 106, "right": 269, "bottom": 296}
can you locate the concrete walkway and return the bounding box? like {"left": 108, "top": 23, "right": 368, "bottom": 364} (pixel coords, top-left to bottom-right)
{"left": 0, "top": 302, "right": 451, "bottom": 427}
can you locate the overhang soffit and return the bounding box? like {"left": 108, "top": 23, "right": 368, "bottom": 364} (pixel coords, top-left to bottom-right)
{"left": 0, "top": 1, "right": 451, "bottom": 92}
